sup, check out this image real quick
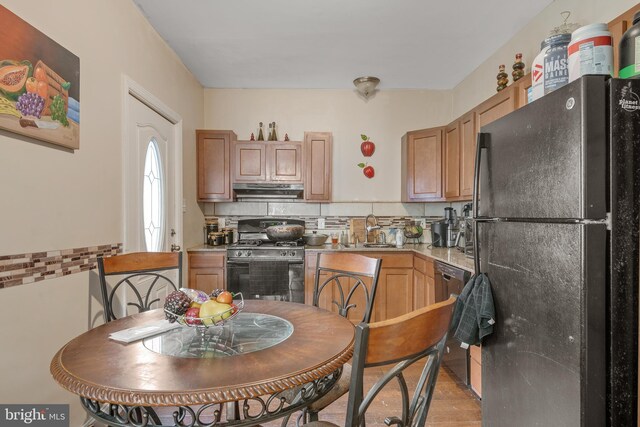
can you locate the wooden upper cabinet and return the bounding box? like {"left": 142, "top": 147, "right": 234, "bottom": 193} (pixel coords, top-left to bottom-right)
{"left": 304, "top": 132, "right": 332, "bottom": 202}
{"left": 444, "top": 121, "right": 461, "bottom": 199}
{"left": 515, "top": 73, "right": 532, "bottom": 109}
{"left": 609, "top": 8, "right": 638, "bottom": 77}
{"left": 459, "top": 111, "right": 477, "bottom": 198}
{"left": 401, "top": 127, "right": 444, "bottom": 202}
{"left": 267, "top": 142, "right": 303, "bottom": 183}
{"left": 233, "top": 142, "right": 267, "bottom": 182}
{"left": 475, "top": 85, "right": 517, "bottom": 133}
{"left": 197, "top": 130, "right": 234, "bottom": 201}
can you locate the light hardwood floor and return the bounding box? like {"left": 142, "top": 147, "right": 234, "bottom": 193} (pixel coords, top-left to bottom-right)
{"left": 266, "top": 364, "right": 481, "bottom": 426}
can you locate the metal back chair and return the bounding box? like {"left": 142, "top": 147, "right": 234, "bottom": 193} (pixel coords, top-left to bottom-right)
{"left": 97, "top": 252, "right": 182, "bottom": 323}
{"left": 301, "top": 252, "right": 382, "bottom": 423}
{"left": 306, "top": 296, "right": 457, "bottom": 427}
{"left": 312, "top": 252, "right": 382, "bottom": 323}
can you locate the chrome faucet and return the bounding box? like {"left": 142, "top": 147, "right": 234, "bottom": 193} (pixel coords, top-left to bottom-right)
{"left": 365, "top": 214, "right": 380, "bottom": 243}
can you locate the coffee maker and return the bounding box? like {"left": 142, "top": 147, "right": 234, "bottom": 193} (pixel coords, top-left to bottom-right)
{"left": 431, "top": 207, "right": 459, "bottom": 248}
{"left": 444, "top": 207, "right": 458, "bottom": 247}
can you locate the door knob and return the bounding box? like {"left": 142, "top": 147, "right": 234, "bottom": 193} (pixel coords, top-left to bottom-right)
{"left": 171, "top": 244, "right": 181, "bottom": 252}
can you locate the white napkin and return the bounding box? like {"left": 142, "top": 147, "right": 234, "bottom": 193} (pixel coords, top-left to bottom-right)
{"left": 109, "top": 319, "right": 181, "bottom": 343}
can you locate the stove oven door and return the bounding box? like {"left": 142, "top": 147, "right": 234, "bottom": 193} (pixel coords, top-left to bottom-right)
{"left": 226, "top": 260, "right": 304, "bottom": 303}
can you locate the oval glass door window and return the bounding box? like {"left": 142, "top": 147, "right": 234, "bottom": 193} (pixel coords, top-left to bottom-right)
{"left": 143, "top": 138, "right": 164, "bottom": 252}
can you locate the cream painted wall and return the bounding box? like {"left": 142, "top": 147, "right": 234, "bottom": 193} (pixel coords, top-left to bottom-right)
{"left": 0, "top": 1, "right": 202, "bottom": 425}
{"left": 452, "top": 0, "right": 639, "bottom": 117}
{"left": 204, "top": 89, "right": 452, "bottom": 201}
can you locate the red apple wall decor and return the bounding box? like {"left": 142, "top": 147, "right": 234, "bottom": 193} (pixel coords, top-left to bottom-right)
{"left": 358, "top": 162, "right": 375, "bottom": 178}
{"left": 360, "top": 134, "right": 375, "bottom": 157}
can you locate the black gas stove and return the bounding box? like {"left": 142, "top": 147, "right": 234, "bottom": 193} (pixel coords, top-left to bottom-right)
{"left": 227, "top": 218, "right": 305, "bottom": 262}
{"left": 226, "top": 218, "right": 305, "bottom": 303}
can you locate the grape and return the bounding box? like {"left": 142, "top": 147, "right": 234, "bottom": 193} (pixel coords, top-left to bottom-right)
{"left": 50, "top": 94, "right": 68, "bottom": 127}
{"left": 15, "top": 93, "right": 44, "bottom": 118}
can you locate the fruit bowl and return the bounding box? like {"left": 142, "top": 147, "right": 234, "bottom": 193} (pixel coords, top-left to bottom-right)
{"left": 165, "top": 293, "right": 244, "bottom": 329}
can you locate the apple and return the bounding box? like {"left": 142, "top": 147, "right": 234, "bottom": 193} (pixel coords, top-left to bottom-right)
{"left": 216, "top": 291, "right": 233, "bottom": 305}
{"left": 363, "top": 165, "right": 375, "bottom": 178}
{"left": 199, "top": 300, "right": 232, "bottom": 325}
{"left": 184, "top": 307, "right": 201, "bottom": 325}
{"left": 360, "top": 134, "right": 375, "bottom": 157}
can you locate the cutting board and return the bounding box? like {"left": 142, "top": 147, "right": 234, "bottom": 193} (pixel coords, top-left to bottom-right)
{"left": 349, "top": 218, "right": 378, "bottom": 244}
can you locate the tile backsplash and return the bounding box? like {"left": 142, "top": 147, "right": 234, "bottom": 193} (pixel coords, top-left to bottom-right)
{"left": 204, "top": 201, "right": 470, "bottom": 244}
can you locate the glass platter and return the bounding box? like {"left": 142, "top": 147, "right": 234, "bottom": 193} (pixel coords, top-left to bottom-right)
{"left": 143, "top": 312, "right": 293, "bottom": 358}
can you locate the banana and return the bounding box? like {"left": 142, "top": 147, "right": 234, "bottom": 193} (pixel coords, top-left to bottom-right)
{"left": 0, "top": 96, "right": 22, "bottom": 118}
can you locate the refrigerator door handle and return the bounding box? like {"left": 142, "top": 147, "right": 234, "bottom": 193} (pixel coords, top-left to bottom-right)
{"left": 472, "top": 132, "right": 488, "bottom": 220}
{"left": 472, "top": 133, "right": 488, "bottom": 274}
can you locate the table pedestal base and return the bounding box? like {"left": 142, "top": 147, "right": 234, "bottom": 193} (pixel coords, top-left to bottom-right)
{"left": 80, "top": 368, "right": 342, "bottom": 427}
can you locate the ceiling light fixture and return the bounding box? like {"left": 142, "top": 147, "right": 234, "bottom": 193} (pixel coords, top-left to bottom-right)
{"left": 353, "top": 76, "right": 380, "bottom": 99}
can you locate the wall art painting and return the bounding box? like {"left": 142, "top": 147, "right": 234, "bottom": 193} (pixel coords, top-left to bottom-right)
{"left": 0, "top": 5, "right": 80, "bottom": 150}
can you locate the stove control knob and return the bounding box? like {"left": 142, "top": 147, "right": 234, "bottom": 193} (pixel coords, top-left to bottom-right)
{"left": 281, "top": 251, "right": 288, "bottom": 257}
{"left": 289, "top": 251, "right": 296, "bottom": 257}
{"left": 235, "top": 251, "right": 242, "bottom": 257}
{"left": 246, "top": 251, "right": 252, "bottom": 257}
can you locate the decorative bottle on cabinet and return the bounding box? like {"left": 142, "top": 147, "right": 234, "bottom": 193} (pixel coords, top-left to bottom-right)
{"left": 257, "top": 122, "right": 265, "bottom": 141}
{"left": 512, "top": 53, "right": 525, "bottom": 81}
{"left": 496, "top": 65, "right": 509, "bottom": 91}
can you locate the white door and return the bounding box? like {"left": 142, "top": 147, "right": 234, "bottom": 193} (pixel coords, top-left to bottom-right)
{"left": 125, "top": 95, "right": 182, "bottom": 253}
{"left": 119, "top": 82, "right": 183, "bottom": 316}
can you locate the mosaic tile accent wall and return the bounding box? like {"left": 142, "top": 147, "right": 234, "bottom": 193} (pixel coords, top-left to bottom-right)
{"left": 0, "top": 243, "right": 122, "bottom": 289}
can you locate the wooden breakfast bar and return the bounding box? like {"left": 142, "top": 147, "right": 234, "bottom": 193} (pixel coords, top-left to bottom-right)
{"left": 50, "top": 300, "right": 355, "bottom": 426}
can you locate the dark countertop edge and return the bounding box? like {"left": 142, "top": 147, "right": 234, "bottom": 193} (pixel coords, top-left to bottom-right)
{"left": 187, "top": 243, "right": 474, "bottom": 273}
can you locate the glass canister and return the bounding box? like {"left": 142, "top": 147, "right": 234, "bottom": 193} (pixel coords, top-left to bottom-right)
{"left": 222, "top": 228, "right": 234, "bottom": 245}
{"left": 544, "top": 33, "right": 572, "bottom": 95}
{"left": 209, "top": 232, "right": 224, "bottom": 246}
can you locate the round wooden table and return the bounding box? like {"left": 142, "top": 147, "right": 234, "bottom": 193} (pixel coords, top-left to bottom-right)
{"left": 50, "top": 300, "right": 355, "bottom": 426}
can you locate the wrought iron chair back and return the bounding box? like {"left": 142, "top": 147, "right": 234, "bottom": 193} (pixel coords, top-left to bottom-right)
{"left": 344, "top": 296, "right": 457, "bottom": 427}
{"left": 97, "top": 252, "right": 183, "bottom": 323}
{"left": 312, "top": 252, "right": 382, "bottom": 323}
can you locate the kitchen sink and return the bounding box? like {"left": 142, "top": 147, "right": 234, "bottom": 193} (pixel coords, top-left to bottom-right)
{"left": 363, "top": 243, "right": 397, "bottom": 248}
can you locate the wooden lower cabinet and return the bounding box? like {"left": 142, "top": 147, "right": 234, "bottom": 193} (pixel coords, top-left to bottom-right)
{"left": 374, "top": 266, "right": 413, "bottom": 321}
{"left": 188, "top": 252, "right": 226, "bottom": 295}
{"left": 470, "top": 344, "right": 482, "bottom": 397}
{"left": 305, "top": 252, "right": 420, "bottom": 322}
{"left": 413, "top": 254, "right": 435, "bottom": 310}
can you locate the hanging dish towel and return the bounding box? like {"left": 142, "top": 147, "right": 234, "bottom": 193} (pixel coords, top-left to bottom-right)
{"left": 450, "top": 273, "right": 496, "bottom": 348}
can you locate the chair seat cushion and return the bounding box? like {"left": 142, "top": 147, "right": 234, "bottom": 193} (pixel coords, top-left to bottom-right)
{"left": 303, "top": 422, "right": 340, "bottom": 427}
{"left": 307, "top": 363, "right": 352, "bottom": 412}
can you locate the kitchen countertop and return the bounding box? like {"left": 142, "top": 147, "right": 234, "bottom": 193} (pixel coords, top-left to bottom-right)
{"left": 187, "top": 243, "right": 474, "bottom": 273}
{"left": 187, "top": 244, "right": 228, "bottom": 252}
{"left": 304, "top": 243, "right": 475, "bottom": 273}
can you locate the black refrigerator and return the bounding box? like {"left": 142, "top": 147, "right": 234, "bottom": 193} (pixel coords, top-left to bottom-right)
{"left": 474, "top": 76, "right": 640, "bottom": 426}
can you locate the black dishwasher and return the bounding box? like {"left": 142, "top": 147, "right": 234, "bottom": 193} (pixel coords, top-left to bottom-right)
{"left": 434, "top": 260, "right": 471, "bottom": 385}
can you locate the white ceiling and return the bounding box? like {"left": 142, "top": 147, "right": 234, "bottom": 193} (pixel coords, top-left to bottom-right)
{"left": 133, "top": 0, "right": 553, "bottom": 90}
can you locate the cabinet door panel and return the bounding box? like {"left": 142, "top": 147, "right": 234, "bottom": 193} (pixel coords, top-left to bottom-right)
{"left": 402, "top": 128, "right": 443, "bottom": 201}
{"left": 268, "top": 143, "right": 302, "bottom": 182}
{"left": 197, "top": 130, "right": 232, "bottom": 201}
{"left": 476, "top": 86, "right": 516, "bottom": 132}
{"left": 376, "top": 268, "right": 413, "bottom": 321}
{"left": 234, "top": 143, "right": 266, "bottom": 182}
{"left": 304, "top": 132, "right": 332, "bottom": 201}
{"left": 444, "top": 122, "right": 461, "bottom": 199}
{"left": 413, "top": 269, "right": 426, "bottom": 310}
{"left": 459, "top": 112, "right": 477, "bottom": 198}
{"left": 189, "top": 268, "right": 225, "bottom": 295}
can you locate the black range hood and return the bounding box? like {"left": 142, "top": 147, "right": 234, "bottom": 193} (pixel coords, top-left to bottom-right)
{"left": 232, "top": 183, "right": 304, "bottom": 200}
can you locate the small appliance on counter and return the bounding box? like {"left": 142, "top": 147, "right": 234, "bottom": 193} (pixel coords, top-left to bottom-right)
{"left": 460, "top": 203, "right": 474, "bottom": 258}
{"left": 444, "top": 207, "right": 459, "bottom": 247}
{"left": 431, "top": 208, "right": 459, "bottom": 248}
